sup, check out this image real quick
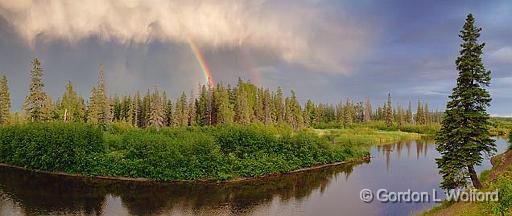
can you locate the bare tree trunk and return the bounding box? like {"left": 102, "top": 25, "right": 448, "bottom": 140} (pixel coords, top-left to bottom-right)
{"left": 468, "top": 165, "right": 482, "bottom": 189}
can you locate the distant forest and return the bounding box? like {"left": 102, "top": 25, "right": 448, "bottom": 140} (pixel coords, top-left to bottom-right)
{"left": 0, "top": 58, "right": 442, "bottom": 129}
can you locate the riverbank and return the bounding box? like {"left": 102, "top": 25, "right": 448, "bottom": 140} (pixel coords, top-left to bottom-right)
{"left": 421, "top": 145, "right": 512, "bottom": 216}
{"left": 0, "top": 155, "right": 371, "bottom": 185}
{"left": 0, "top": 122, "right": 370, "bottom": 182}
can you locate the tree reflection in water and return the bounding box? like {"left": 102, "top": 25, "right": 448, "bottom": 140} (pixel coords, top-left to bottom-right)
{"left": 0, "top": 159, "right": 367, "bottom": 216}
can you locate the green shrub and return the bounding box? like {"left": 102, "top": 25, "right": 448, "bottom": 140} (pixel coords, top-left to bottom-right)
{"left": 509, "top": 132, "right": 511, "bottom": 149}
{"left": 0, "top": 122, "right": 105, "bottom": 173}
{"left": 0, "top": 123, "right": 367, "bottom": 181}
{"left": 489, "top": 174, "right": 512, "bottom": 215}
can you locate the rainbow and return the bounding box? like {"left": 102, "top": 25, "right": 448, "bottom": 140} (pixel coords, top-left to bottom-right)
{"left": 187, "top": 38, "right": 215, "bottom": 87}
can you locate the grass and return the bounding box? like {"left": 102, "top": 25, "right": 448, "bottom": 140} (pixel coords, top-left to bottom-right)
{"left": 314, "top": 121, "right": 441, "bottom": 135}
{"left": 313, "top": 127, "right": 423, "bottom": 147}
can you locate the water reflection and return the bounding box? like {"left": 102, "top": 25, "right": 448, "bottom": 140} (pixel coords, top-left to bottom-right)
{"left": 0, "top": 158, "right": 366, "bottom": 216}
{"left": 0, "top": 138, "right": 508, "bottom": 216}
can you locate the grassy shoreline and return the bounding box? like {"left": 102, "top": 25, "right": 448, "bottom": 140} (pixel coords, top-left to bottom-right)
{"left": 0, "top": 122, "right": 372, "bottom": 182}
{"left": 421, "top": 140, "right": 512, "bottom": 216}
{"left": 0, "top": 155, "right": 371, "bottom": 184}
{"left": 0, "top": 122, "right": 430, "bottom": 182}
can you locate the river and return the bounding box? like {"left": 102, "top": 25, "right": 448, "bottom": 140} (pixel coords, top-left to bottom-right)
{"left": 0, "top": 138, "right": 509, "bottom": 216}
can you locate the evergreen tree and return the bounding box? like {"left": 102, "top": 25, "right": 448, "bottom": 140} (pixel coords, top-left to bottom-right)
{"left": 164, "top": 99, "right": 173, "bottom": 126}
{"left": 235, "top": 87, "right": 250, "bottom": 125}
{"left": 112, "top": 95, "right": 122, "bottom": 121}
{"left": 24, "top": 58, "right": 52, "bottom": 122}
{"left": 132, "top": 91, "right": 142, "bottom": 127}
{"left": 396, "top": 103, "right": 404, "bottom": 127}
{"left": 262, "top": 89, "right": 273, "bottom": 125}
{"left": 188, "top": 91, "right": 196, "bottom": 126}
{"left": 214, "top": 84, "right": 234, "bottom": 124}
{"left": 363, "top": 97, "right": 372, "bottom": 122}
{"left": 285, "top": 91, "right": 304, "bottom": 130}
{"left": 149, "top": 89, "right": 165, "bottom": 129}
{"left": 141, "top": 89, "right": 151, "bottom": 127}
{"left": 304, "top": 99, "right": 316, "bottom": 126}
{"left": 385, "top": 93, "right": 393, "bottom": 127}
{"left": 0, "top": 74, "right": 11, "bottom": 124}
{"left": 121, "top": 95, "right": 133, "bottom": 123}
{"left": 416, "top": 100, "right": 425, "bottom": 125}
{"left": 173, "top": 92, "right": 188, "bottom": 127}
{"left": 87, "top": 65, "right": 111, "bottom": 125}
{"left": 57, "top": 81, "right": 85, "bottom": 122}
{"left": 406, "top": 101, "right": 413, "bottom": 124}
{"left": 424, "top": 103, "right": 430, "bottom": 124}
{"left": 197, "top": 85, "right": 209, "bottom": 126}
{"left": 342, "top": 99, "right": 354, "bottom": 125}
{"left": 254, "top": 88, "right": 265, "bottom": 123}
{"left": 273, "top": 87, "right": 285, "bottom": 123}
{"left": 436, "top": 14, "right": 495, "bottom": 189}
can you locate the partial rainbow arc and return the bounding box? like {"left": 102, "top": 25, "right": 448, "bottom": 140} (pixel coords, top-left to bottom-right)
{"left": 187, "top": 38, "right": 215, "bottom": 87}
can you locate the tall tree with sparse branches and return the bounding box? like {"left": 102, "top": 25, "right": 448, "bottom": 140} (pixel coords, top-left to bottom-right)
{"left": 385, "top": 93, "right": 393, "bottom": 127}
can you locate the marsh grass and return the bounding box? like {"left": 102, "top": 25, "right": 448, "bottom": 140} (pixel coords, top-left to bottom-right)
{"left": 313, "top": 127, "right": 423, "bottom": 147}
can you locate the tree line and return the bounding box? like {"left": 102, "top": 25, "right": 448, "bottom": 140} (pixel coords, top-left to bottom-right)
{"left": 0, "top": 59, "right": 441, "bottom": 130}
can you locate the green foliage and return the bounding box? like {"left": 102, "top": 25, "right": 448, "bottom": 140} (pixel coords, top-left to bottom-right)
{"left": 0, "top": 123, "right": 366, "bottom": 181}
{"left": 0, "top": 74, "right": 10, "bottom": 124}
{"left": 56, "top": 81, "right": 86, "bottom": 122}
{"left": 23, "top": 58, "right": 53, "bottom": 122}
{"left": 436, "top": 14, "right": 496, "bottom": 190}
{"left": 489, "top": 174, "right": 512, "bottom": 215}
{"left": 489, "top": 118, "right": 512, "bottom": 137}
{"left": 0, "top": 122, "right": 105, "bottom": 173}
{"left": 479, "top": 169, "right": 491, "bottom": 182}
{"left": 87, "top": 65, "right": 111, "bottom": 125}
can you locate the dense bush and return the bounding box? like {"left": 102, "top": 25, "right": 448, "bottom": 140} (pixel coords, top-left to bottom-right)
{"left": 0, "top": 122, "right": 105, "bottom": 173}
{"left": 509, "top": 132, "right": 511, "bottom": 149}
{"left": 489, "top": 173, "right": 512, "bottom": 215}
{"left": 0, "top": 123, "right": 367, "bottom": 181}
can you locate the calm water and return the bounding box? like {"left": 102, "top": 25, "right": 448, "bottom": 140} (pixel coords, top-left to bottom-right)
{"left": 0, "top": 138, "right": 509, "bottom": 216}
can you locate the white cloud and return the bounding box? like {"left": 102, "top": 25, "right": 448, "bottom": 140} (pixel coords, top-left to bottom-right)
{"left": 489, "top": 46, "right": 512, "bottom": 64}
{"left": 0, "top": 0, "right": 370, "bottom": 74}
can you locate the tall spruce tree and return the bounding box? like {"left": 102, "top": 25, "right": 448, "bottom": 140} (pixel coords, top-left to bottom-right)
{"left": 416, "top": 100, "right": 425, "bottom": 125}
{"left": 197, "top": 85, "right": 209, "bottom": 126}
{"left": 273, "top": 87, "right": 285, "bottom": 123}
{"left": 148, "top": 89, "right": 165, "bottom": 129}
{"left": 235, "top": 87, "right": 250, "bottom": 125}
{"left": 214, "top": 84, "right": 234, "bottom": 124}
{"left": 385, "top": 93, "right": 393, "bottom": 127}
{"left": 24, "top": 58, "right": 52, "bottom": 122}
{"left": 88, "top": 65, "right": 111, "bottom": 125}
{"left": 436, "top": 14, "right": 495, "bottom": 190}
{"left": 406, "top": 101, "right": 413, "bottom": 124}
{"left": 57, "top": 81, "right": 85, "bottom": 122}
{"left": 173, "top": 92, "right": 188, "bottom": 127}
{"left": 0, "top": 74, "right": 11, "bottom": 124}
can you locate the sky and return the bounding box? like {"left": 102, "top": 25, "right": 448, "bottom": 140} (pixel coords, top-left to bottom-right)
{"left": 0, "top": 0, "right": 510, "bottom": 115}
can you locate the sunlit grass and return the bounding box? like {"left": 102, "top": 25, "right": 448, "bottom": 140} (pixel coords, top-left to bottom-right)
{"left": 313, "top": 127, "right": 423, "bottom": 147}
